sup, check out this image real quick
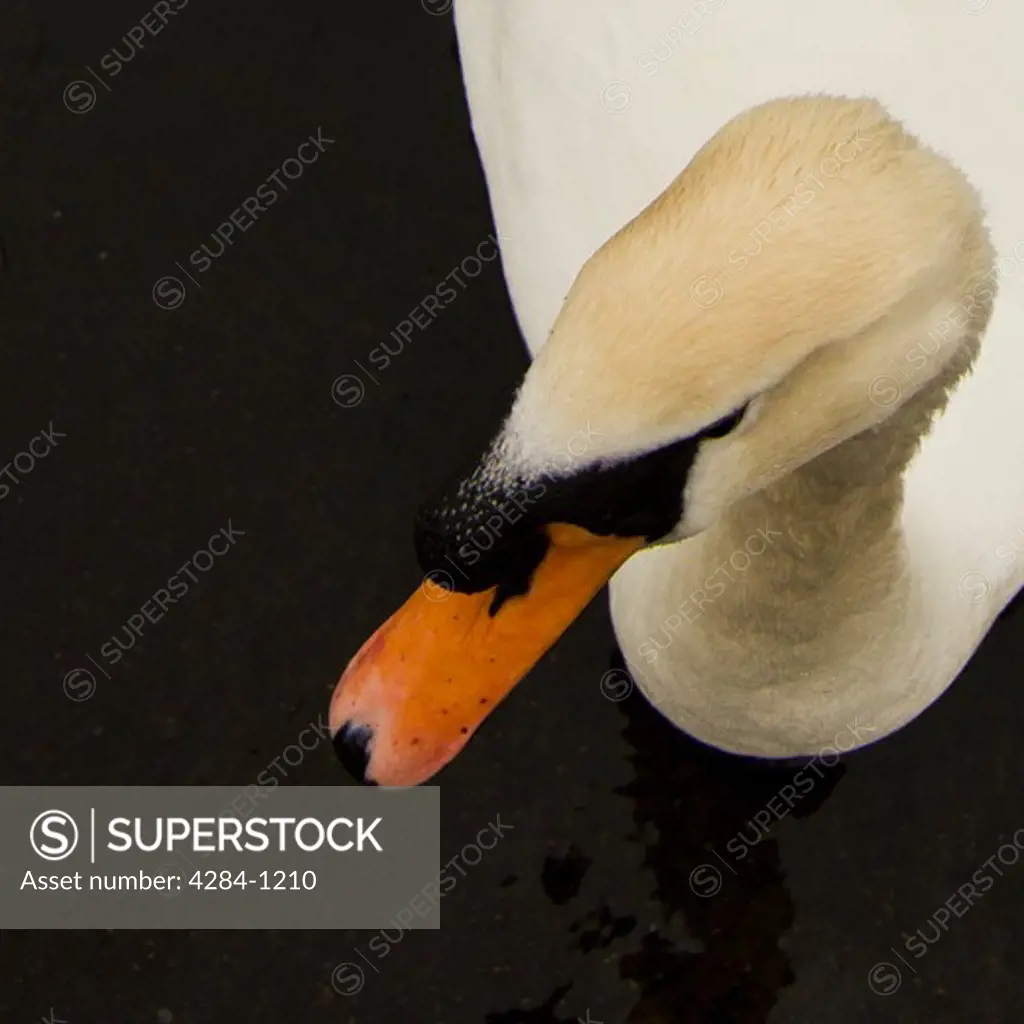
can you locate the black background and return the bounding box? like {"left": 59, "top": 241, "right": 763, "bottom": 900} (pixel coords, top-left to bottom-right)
{"left": 2, "top": 2, "right": 1022, "bottom": 1022}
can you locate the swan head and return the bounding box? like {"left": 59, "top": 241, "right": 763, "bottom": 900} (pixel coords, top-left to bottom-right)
{"left": 330, "top": 95, "right": 993, "bottom": 785}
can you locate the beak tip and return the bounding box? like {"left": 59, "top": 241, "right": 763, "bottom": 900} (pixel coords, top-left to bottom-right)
{"left": 332, "top": 722, "right": 378, "bottom": 786}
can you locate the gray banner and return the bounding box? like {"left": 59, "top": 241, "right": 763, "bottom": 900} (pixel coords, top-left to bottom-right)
{"left": 0, "top": 786, "right": 440, "bottom": 929}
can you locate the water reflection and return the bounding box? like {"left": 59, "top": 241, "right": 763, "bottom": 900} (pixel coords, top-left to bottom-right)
{"left": 486, "top": 648, "right": 846, "bottom": 1023}
{"left": 614, "top": 648, "right": 845, "bottom": 1022}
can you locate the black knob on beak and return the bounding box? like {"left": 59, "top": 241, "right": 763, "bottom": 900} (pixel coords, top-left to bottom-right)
{"left": 332, "top": 722, "right": 377, "bottom": 785}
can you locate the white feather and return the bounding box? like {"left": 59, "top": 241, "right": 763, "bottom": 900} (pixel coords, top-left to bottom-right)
{"left": 454, "top": 0, "right": 1024, "bottom": 755}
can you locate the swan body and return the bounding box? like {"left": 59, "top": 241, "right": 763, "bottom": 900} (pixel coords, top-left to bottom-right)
{"left": 450, "top": 0, "right": 1024, "bottom": 757}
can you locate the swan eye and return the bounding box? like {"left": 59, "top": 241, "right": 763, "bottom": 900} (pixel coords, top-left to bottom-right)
{"left": 699, "top": 402, "right": 750, "bottom": 439}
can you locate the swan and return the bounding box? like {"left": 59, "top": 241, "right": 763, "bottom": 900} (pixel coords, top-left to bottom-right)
{"left": 329, "top": 0, "right": 1024, "bottom": 786}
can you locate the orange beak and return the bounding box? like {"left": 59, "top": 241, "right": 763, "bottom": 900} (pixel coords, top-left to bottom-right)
{"left": 329, "top": 524, "right": 644, "bottom": 785}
